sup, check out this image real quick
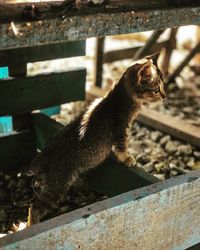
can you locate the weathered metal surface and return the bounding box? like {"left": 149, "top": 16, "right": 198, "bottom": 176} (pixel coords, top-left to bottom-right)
{"left": 1, "top": 171, "right": 200, "bottom": 249}
{"left": 0, "top": 69, "right": 86, "bottom": 116}
{"left": 1, "top": 6, "right": 200, "bottom": 49}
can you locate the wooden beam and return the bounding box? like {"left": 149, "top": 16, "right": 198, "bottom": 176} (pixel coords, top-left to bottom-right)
{"left": 1, "top": 6, "right": 200, "bottom": 49}
{"left": 167, "top": 41, "right": 200, "bottom": 84}
{"left": 0, "top": 131, "right": 36, "bottom": 172}
{"left": 133, "top": 29, "right": 165, "bottom": 60}
{"left": 0, "top": 69, "right": 86, "bottom": 116}
{"left": 161, "top": 28, "right": 178, "bottom": 77}
{"left": 138, "top": 107, "right": 200, "bottom": 148}
{"left": 94, "top": 37, "right": 105, "bottom": 87}
{"left": 1, "top": 0, "right": 198, "bottom": 25}
{"left": 104, "top": 41, "right": 167, "bottom": 63}
{"left": 0, "top": 41, "right": 86, "bottom": 66}
{"left": 1, "top": 171, "right": 200, "bottom": 249}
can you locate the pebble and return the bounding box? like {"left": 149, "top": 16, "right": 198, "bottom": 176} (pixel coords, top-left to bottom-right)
{"left": 160, "top": 135, "right": 171, "bottom": 146}
{"left": 154, "top": 162, "right": 165, "bottom": 173}
{"left": 165, "top": 141, "right": 177, "bottom": 153}
{"left": 193, "top": 151, "right": 200, "bottom": 159}
{"left": 193, "top": 161, "right": 200, "bottom": 170}
{"left": 154, "top": 174, "right": 165, "bottom": 181}
{"left": 150, "top": 131, "right": 162, "bottom": 142}
{"left": 187, "top": 158, "right": 195, "bottom": 168}
{"left": 178, "top": 145, "right": 193, "bottom": 155}
{"left": 143, "top": 162, "right": 154, "bottom": 172}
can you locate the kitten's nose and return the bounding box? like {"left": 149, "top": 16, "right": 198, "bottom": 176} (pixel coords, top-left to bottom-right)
{"left": 161, "top": 92, "right": 166, "bottom": 99}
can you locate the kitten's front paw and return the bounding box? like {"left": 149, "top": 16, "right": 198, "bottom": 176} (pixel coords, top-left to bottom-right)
{"left": 124, "top": 156, "right": 136, "bottom": 167}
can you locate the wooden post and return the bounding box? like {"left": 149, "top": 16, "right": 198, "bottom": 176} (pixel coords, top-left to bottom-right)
{"left": 94, "top": 37, "right": 105, "bottom": 87}
{"left": 133, "top": 29, "right": 165, "bottom": 60}
{"left": 167, "top": 41, "right": 200, "bottom": 84}
{"left": 161, "top": 28, "right": 178, "bottom": 77}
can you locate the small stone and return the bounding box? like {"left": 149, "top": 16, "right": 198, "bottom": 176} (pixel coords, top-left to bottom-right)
{"left": 150, "top": 131, "right": 162, "bottom": 142}
{"left": 154, "top": 162, "right": 164, "bottom": 173}
{"left": 178, "top": 145, "right": 192, "bottom": 155}
{"left": 169, "top": 163, "right": 177, "bottom": 169}
{"left": 0, "top": 209, "right": 7, "bottom": 223}
{"left": 144, "top": 148, "right": 151, "bottom": 154}
{"left": 136, "top": 153, "right": 149, "bottom": 164}
{"left": 160, "top": 135, "right": 171, "bottom": 146}
{"left": 165, "top": 141, "right": 177, "bottom": 153}
{"left": 193, "top": 161, "right": 200, "bottom": 170}
{"left": 153, "top": 174, "right": 165, "bottom": 181}
{"left": 193, "top": 151, "right": 200, "bottom": 159}
{"left": 91, "top": 0, "right": 104, "bottom": 4}
{"left": 143, "top": 162, "right": 154, "bottom": 172}
{"left": 170, "top": 170, "right": 178, "bottom": 176}
{"left": 187, "top": 158, "right": 195, "bottom": 168}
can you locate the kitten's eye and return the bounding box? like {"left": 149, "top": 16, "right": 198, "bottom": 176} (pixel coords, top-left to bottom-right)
{"left": 153, "top": 88, "right": 160, "bottom": 94}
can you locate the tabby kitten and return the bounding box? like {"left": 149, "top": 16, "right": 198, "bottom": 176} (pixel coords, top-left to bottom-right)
{"left": 28, "top": 54, "right": 165, "bottom": 224}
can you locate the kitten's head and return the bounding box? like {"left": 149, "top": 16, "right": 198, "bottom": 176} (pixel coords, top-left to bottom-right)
{"left": 124, "top": 54, "right": 166, "bottom": 103}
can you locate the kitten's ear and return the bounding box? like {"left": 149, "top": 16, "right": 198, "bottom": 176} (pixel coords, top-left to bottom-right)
{"left": 137, "top": 61, "right": 152, "bottom": 82}
{"left": 145, "top": 53, "right": 160, "bottom": 65}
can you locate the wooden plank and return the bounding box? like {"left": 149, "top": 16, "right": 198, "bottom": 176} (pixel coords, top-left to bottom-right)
{"left": 133, "top": 29, "right": 165, "bottom": 60}
{"left": 86, "top": 157, "right": 158, "bottom": 197}
{"left": 0, "top": 41, "right": 86, "bottom": 67}
{"left": 138, "top": 108, "right": 200, "bottom": 148}
{"left": 167, "top": 41, "right": 200, "bottom": 84}
{"left": 0, "top": 131, "right": 36, "bottom": 172}
{"left": 0, "top": 69, "right": 86, "bottom": 116}
{"left": 1, "top": 171, "right": 200, "bottom": 249}
{"left": 32, "top": 113, "right": 63, "bottom": 150}
{"left": 1, "top": 6, "right": 200, "bottom": 49}
{"left": 161, "top": 28, "right": 178, "bottom": 77}
{"left": 94, "top": 37, "right": 105, "bottom": 87}
{"left": 87, "top": 86, "right": 200, "bottom": 148}
{"left": 104, "top": 41, "right": 167, "bottom": 63}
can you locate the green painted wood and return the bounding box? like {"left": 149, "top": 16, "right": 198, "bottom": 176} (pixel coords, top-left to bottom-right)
{"left": 1, "top": 171, "right": 200, "bottom": 249}
{"left": 32, "top": 113, "right": 63, "bottom": 150}
{"left": 0, "top": 41, "right": 86, "bottom": 67}
{"left": 0, "top": 131, "right": 36, "bottom": 172}
{"left": 86, "top": 157, "right": 158, "bottom": 197}
{"left": 0, "top": 69, "right": 86, "bottom": 116}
